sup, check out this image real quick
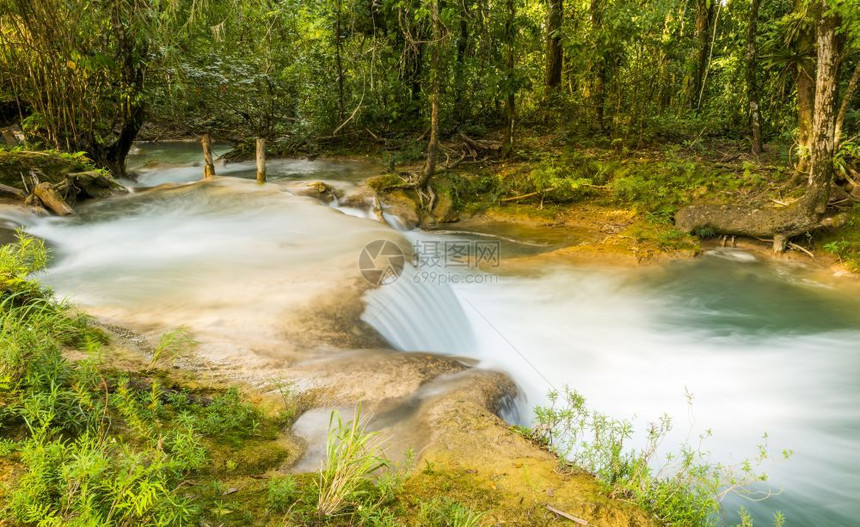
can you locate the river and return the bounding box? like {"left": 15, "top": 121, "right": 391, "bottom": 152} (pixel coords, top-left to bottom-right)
{"left": 4, "top": 143, "right": 859, "bottom": 525}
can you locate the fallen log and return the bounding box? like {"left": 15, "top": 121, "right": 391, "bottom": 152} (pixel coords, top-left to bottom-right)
{"left": 33, "top": 182, "right": 74, "bottom": 216}
{"left": 458, "top": 132, "right": 502, "bottom": 152}
{"left": 674, "top": 195, "right": 834, "bottom": 253}
{"left": 0, "top": 182, "right": 25, "bottom": 199}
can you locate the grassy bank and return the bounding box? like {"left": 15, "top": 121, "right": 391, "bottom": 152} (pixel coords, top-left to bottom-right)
{"left": 365, "top": 136, "right": 859, "bottom": 269}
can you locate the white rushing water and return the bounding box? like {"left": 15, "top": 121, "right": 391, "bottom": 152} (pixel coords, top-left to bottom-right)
{"left": 3, "top": 157, "right": 399, "bottom": 367}
{"left": 3, "top": 144, "right": 857, "bottom": 525}
{"left": 363, "top": 247, "right": 860, "bottom": 525}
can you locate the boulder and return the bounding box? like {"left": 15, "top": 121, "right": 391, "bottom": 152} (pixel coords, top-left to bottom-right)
{"left": 68, "top": 170, "right": 127, "bottom": 199}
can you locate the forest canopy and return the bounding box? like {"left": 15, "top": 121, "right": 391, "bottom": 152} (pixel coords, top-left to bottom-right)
{"left": 0, "top": 0, "right": 858, "bottom": 243}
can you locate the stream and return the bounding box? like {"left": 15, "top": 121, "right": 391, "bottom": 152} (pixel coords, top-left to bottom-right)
{"left": 3, "top": 143, "right": 860, "bottom": 525}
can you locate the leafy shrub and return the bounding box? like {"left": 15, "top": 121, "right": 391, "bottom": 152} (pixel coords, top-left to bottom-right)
{"left": 267, "top": 475, "right": 299, "bottom": 513}
{"left": 530, "top": 386, "right": 788, "bottom": 526}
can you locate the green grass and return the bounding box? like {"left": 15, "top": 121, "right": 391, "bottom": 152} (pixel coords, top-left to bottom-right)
{"left": 0, "top": 232, "right": 489, "bottom": 526}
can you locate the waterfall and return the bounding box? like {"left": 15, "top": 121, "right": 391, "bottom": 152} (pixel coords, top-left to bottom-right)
{"left": 361, "top": 267, "right": 477, "bottom": 355}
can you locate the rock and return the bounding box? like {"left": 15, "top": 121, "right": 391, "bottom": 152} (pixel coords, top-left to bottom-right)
{"left": 383, "top": 190, "right": 421, "bottom": 229}
{"left": 68, "top": 170, "right": 127, "bottom": 199}
{"left": 288, "top": 180, "right": 340, "bottom": 202}
{"left": 0, "top": 125, "right": 24, "bottom": 147}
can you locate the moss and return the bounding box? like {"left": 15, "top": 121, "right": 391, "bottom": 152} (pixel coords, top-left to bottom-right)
{"left": 205, "top": 438, "right": 291, "bottom": 476}
{"left": 816, "top": 205, "right": 860, "bottom": 271}
{"left": 366, "top": 173, "right": 405, "bottom": 192}
{"left": 0, "top": 149, "right": 96, "bottom": 189}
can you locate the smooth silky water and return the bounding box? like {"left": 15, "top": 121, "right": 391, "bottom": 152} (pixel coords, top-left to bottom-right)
{"left": 366, "top": 245, "right": 860, "bottom": 525}
{"left": 2, "top": 143, "right": 857, "bottom": 525}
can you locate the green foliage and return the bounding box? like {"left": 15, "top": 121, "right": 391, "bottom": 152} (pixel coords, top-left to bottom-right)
{"left": 0, "top": 232, "right": 295, "bottom": 525}
{"left": 148, "top": 328, "right": 196, "bottom": 370}
{"left": 0, "top": 229, "right": 49, "bottom": 299}
{"left": 267, "top": 475, "right": 299, "bottom": 513}
{"left": 419, "top": 497, "right": 485, "bottom": 527}
{"left": 316, "top": 405, "right": 389, "bottom": 516}
{"left": 819, "top": 205, "right": 860, "bottom": 271}
{"left": 185, "top": 388, "right": 262, "bottom": 442}
{"left": 612, "top": 158, "right": 716, "bottom": 216}
{"left": 530, "top": 386, "right": 787, "bottom": 526}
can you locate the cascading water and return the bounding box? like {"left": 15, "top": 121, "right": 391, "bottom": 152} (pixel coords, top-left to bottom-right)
{"left": 361, "top": 264, "right": 478, "bottom": 356}
{"left": 363, "top": 245, "right": 860, "bottom": 525}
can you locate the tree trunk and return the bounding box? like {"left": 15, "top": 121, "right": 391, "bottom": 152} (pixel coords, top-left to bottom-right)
{"left": 745, "top": 0, "right": 763, "bottom": 155}
{"left": 335, "top": 0, "right": 345, "bottom": 122}
{"left": 805, "top": 3, "right": 842, "bottom": 215}
{"left": 794, "top": 0, "right": 816, "bottom": 173}
{"left": 454, "top": 8, "right": 470, "bottom": 123}
{"left": 98, "top": 101, "right": 146, "bottom": 177}
{"left": 676, "top": 1, "right": 843, "bottom": 251}
{"left": 684, "top": 0, "right": 715, "bottom": 110}
{"left": 201, "top": 134, "right": 216, "bottom": 180}
{"left": 590, "top": 0, "right": 605, "bottom": 131}
{"left": 419, "top": 0, "right": 441, "bottom": 188}
{"left": 502, "top": 0, "right": 516, "bottom": 157}
{"left": 33, "top": 182, "right": 74, "bottom": 216}
{"left": 835, "top": 61, "right": 860, "bottom": 149}
{"left": 256, "top": 137, "right": 267, "bottom": 184}
{"left": 545, "top": 0, "right": 563, "bottom": 89}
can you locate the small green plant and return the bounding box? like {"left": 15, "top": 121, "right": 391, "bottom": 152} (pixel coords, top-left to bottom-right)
{"left": 0, "top": 229, "right": 49, "bottom": 299}
{"left": 316, "top": 405, "right": 388, "bottom": 516}
{"left": 419, "top": 497, "right": 485, "bottom": 527}
{"left": 530, "top": 386, "right": 788, "bottom": 526}
{"left": 267, "top": 475, "right": 299, "bottom": 513}
{"left": 148, "top": 328, "right": 196, "bottom": 370}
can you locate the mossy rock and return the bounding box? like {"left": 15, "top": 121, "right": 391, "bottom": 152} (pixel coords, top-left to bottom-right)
{"left": 0, "top": 150, "right": 90, "bottom": 188}
{"left": 0, "top": 150, "right": 125, "bottom": 200}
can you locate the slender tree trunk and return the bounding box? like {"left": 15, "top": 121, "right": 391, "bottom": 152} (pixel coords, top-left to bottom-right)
{"left": 590, "top": 0, "right": 605, "bottom": 131}
{"left": 545, "top": 0, "right": 563, "bottom": 89}
{"left": 684, "top": 0, "right": 715, "bottom": 110}
{"left": 745, "top": 0, "right": 763, "bottom": 155}
{"left": 420, "top": 0, "right": 441, "bottom": 187}
{"left": 454, "top": 6, "right": 470, "bottom": 123}
{"left": 335, "top": 0, "right": 345, "bottom": 122}
{"left": 804, "top": 3, "right": 842, "bottom": 215}
{"left": 502, "top": 0, "right": 516, "bottom": 157}
{"left": 794, "top": 0, "right": 816, "bottom": 173}
{"left": 201, "top": 134, "right": 215, "bottom": 180}
{"left": 256, "top": 137, "right": 267, "bottom": 184}
{"left": 835, "top": 61, "right": 860, "bottom": 149}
